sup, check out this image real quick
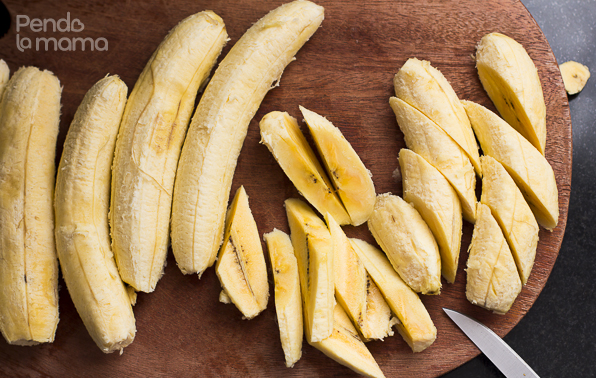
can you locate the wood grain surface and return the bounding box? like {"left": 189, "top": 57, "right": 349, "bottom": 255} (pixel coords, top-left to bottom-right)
{"left": 0, "top": 0, "right": 571, "bottom": 376}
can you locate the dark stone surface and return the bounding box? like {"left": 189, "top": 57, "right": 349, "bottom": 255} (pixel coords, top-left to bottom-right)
{"left": 443, "top": 1, "right": 596, "bottom": 377}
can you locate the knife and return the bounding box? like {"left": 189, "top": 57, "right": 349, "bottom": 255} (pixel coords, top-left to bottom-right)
{"left": 443, "top": 308, "right": 540, "bottom": 378}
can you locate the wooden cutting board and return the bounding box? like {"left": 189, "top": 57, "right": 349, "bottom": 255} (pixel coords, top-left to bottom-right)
{"left": 0, "top": 0, "right": 571, "bottom": 376}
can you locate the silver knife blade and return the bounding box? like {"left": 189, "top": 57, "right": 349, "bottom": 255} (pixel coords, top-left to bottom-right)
{"left": 443, "top": 308, "right": 540, "bottom": 378}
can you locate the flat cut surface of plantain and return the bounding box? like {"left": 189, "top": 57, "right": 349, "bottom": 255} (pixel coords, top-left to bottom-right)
{"left": 0, "top": 0, "right": 571, "bottom": 376}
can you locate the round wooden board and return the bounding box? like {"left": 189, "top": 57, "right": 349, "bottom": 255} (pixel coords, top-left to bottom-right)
{"left": 0, "top": 0, "right": 571, "bottom": 376}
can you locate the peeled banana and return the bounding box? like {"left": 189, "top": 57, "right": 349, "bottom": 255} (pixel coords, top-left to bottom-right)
{"left": 259, "top": 111, "right": 350, "bottom": 225}
{"left": 350, "top": 238, "right": 437, "bottom": 353}
{"left": 0, "top": 59, "right": 9, "bottom": 98}
{"left": 54, "top": 76, "right": 136, "bottom": 353}
{"left": 110, "top": 11, "right": 228, "bottom": 292}
{"left": 476, "top": 32, "right": 547, "bottom": 154}
{"left": 367, "top": 193, "right": 441, "bottom": 294}
{"left": 301, "top": 106, "right": 376, "bottom": 226}
{"left": 463, "top": 100, "right": 559, "bottom": 230}
{"left": 310, "top": 303, "right": 386, "bottom": 378}
{"left": 0, "top": 66, "right": 61, "bottom": 345}
{"left": 216, "top": 186, "right": 269, "bottom": 319}
{"left": 394, "top": 58, "right": 481, "bottom": 176}
{"left": 389, "top": 97, "right": 477, "bottom": 223}
{"left": 466, "top": 204, "right": 522, "bottom": 314}
{"left": 560, "top": 61, "right": 591, "bottom": 95}
{"left": 481, "top": 156, "right": 538, "bottom": 285}
{"left": 264, "top": 229, "right": 303, "bottom": 368}
{"left": 326, "top": 214, "right": 396, "bottom": 341}
{"left": 285, "top": 198, "right": 334, "bottom": 343}
{"left": 399, "top": 149, "right": 463, "bottom": 284}
{"left": 172, "top": 1, "right": 325, "bottom": 277}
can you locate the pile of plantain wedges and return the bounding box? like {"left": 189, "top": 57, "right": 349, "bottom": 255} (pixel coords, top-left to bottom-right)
{"left": 0, "top": 1, "right": 558, "bottom": 376}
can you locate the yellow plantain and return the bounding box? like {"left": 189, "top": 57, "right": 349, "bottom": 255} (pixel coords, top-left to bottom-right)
{"left": 55, "top": 76, "right": 136, "bottom": 353}
{"left": 463, "top": 100, "right": 558, "bottom": 230}
{"left": 0, "top": 60, "right": 9, "bottom": 98}
{"left": 0, "top": 67, "right": 61, "bottom": 345}
{"left": 560, "top": 61, "right": 590, "bottom": 95}
{"left": 110, "top": 11, "right": 228, "bottom": 292}
{"left": 171, "top": 1, "right": 325, "bottom": 277}
{"left": 264, "top": 229, "right": 303, "bottom": 368}
{"left": 476, "top": 33, "right": 546, "bottom": 154}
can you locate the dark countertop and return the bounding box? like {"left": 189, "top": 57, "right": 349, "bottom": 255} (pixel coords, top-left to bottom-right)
{"left": 444, "top": 1, "right": 596, "bottom": 377}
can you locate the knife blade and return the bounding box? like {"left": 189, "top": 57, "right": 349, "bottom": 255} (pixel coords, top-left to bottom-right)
{"left": 443, "top": 308, "right": 540, "bottom": 378}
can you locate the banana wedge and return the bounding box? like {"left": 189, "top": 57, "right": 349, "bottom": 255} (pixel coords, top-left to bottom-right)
{"left": 399, "top": 149, "right": 463, "bottom": 284}
{"left": 264, "top": 229, "right": 303, "bottom": 368}
{"left": 350, "top": 238, "right": 437, "bottom": 353}
{"left": 463, "top": 100, "right": 559, "bottom": 230}
{"left": 55, "top": 76, "right": 136, "bottom": 353}
{"left": 389, "top": 97, "right": 477, "bottom": 222}
{"left": 216, "top": 186, "right": 269, "bottom": 319}
{"left": 310, "top": 302, "right": 386, "bottom": 378}
{"left": 259, "top": 111, "right": 350, "bottom": 225}
{"left": 367, "top": 193, "right": 441, "bottom": 294}
{"left": 394, "top": 58, "right": 481, "bottom": 176}
{"left": 0, "top": 60, "right": 9, "bottom": 98}
{"left": 301, "top": 106, "right": 376, "bottom": 226}
{"left": 0, "top": 66, "right": 61, "bottom": 345}
{"left": 326, "top": 214, "right": 396, "bottom": 341}
{"left": 466, "top": 204, "right": 522, "bottom": 314}
{"left": 110, "top": 11, "right": 228, "bottom": 292}
{"left": 476, "top": 33, "right": 547, "bottom": 154}
{"left": 285, "top": 198, "right": 334, "bottom": 343}
{"left": 172, "top": 1, "right": 325, "bottom": 277}
{"left": 481, "top": 156, "right": 538, "bottom": 285}
{"left": 560, "top": 61, "right": 590, "bottom": 95}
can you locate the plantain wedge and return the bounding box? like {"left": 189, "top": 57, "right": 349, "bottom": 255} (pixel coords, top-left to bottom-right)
{"left": 463, "top": 100, "right": 558, "bottom": 230}
{"left": 476, "top": 32, "right": 546, "bottom": 154}
{"left": 466, "top": 204, "right": 522, "bottom": 314}
{"left": 260, "top": 111, "right": 350, "bottom": 225}
{"left": 172, "top": 1, "right": 326, "bottom": 278}
{"left": 367, "top": 194, "right": 441, "bottom": 294}
{"left": 399, "top": 149, "right": 463, "bottom": 284}
{"left": 0, "top": 60, "right": 9, "bottom": 98}
{"left": 389, "top": 97, "right": 477, "bottom": 222}
{"left": 560, "top": 61, "right": 590, "bottom": 95}
{"left": 285, "top": 198, "right": 334, "bottom": 343}
{"left": 326, "top": 214, "right": 397, "bottom": 341}
{"left": 0, "top": 67, "right": 61, "bottom": 345}
{"left": 264, "top": 229, "right": 303, "bottom": 368}
{"left": 310, "top": 302, "right": 386, "bottom": 378}
{"left": 350, "top": 238, "right": 437, "bottom": 353}
{"left": 481, "top": 156, "right": 539, "bottom": 285}
{"left": 301, "top": 106, "right": 376, "bottom": 226}
{"left": 394, "top": 58, "right": 481, "bottom": 176}
{"left": 111, "top": 11, "right": 228, "bottom": 292}
{"left": 216, "top": 186, "right": 269, "bottom": 319}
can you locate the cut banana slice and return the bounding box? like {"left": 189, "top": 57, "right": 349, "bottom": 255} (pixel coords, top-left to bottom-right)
{"left": 55, "top": 76, "right": 136, "bottom": 353}
{"left": 264, "top": 229, "right": 303, "bottom": 368}
{"left": 350, "top": 238, "right": 437, "bottom": 353}
{"left": 399, "top": 149, "right": 463, "bottom": 284}
{"left": 463, "top": 100, "right": 559, "bottom": 230}
{"left": 0, "top": 67, "right": 61, "bottom": 345}
{"left": 476, "top": 32, "right": 546, "bottom": 154}
{"left": 367, "top": 194, "right": 441, "bottom": 294}
{"left": 111, "top": 11, "right": 228, "bottom": 292}
{"left": 172, "top": 1, "right": 326, "bottom": 278}
{"left": 216, "top": 186, "right": 269, "bottom": 319}
{"left": 259, "top": 111, "right": 350, "bottom": 225}
{"left": 466, "top": 204, "right": 522, "bottom": 314}
{"left": 326, "top": 214, "right": 396, "bottom": 341}
{"left": 285, "top": 198, "right": 334, "bottom": 343}
{"left": 481, "top": 156, "right": 539, "bottom": 285}
{"left": 310, "top": 303, "right": 386, "bottom": 378}
{"left": 394, "top": 58, "right": 481, "bottom": 176}
{"left": 0, "top": 59, "right": 9, "bottom": 99}
{"left": 301, "top": 106, "right": 376, "bottom": 226}
{"left": 560, "top": 61, "right": 591, "bottom": 95}
{"left": 389, "top": 97, "right": 477, "bottom": 222}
